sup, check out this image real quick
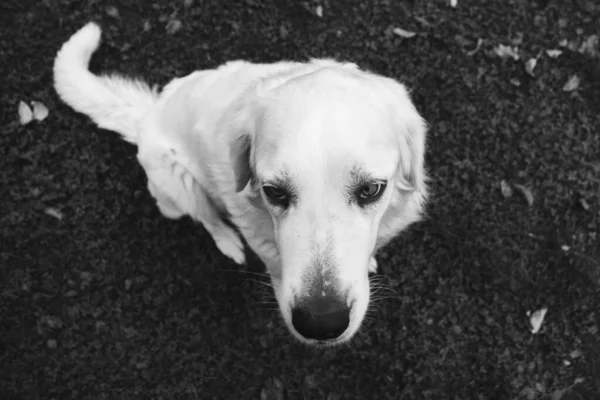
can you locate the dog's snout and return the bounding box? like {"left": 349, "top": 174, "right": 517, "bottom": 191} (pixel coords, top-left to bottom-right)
{"left": 291, "top": 295, "right": 350, "bottom": 341}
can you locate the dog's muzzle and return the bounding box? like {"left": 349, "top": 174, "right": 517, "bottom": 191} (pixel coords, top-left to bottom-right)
{"left": 291, "top": 293, "right": 350, "bottom": 341}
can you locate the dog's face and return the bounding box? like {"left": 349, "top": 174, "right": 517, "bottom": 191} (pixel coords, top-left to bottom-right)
{"left": 230, "top": 66, "right": 426, "bottom": 345}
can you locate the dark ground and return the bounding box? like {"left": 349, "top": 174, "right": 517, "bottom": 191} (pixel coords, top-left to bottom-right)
{"left": 1, "top": 0, "right": 600, "bottom": 399}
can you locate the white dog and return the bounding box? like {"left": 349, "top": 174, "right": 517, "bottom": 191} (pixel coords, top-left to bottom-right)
{"left": 54, "top": 23, "right": 428, "bottom": 346}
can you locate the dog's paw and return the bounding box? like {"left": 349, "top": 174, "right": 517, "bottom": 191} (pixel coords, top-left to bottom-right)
{"left": 213, "top": 226, "right": 246, "bottom": 265}
{"left": 368, "top": 257, "right": 378, "bottom": 274}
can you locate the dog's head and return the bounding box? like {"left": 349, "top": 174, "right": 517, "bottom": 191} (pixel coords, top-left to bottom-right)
{"left": 228, "top": 62, "right": 427, "bottom": 345}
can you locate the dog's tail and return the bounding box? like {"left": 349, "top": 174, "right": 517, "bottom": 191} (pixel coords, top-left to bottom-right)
{"left": 53, "top": 22, "right": 158, "bottom": 143}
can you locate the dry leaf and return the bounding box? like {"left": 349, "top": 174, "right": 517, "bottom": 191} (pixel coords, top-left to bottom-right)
{"left": 449, "top": 0, "right": 458, "bottom": 7}
{"left": 106, "top": 6, "right": 119, "bottom": 18}
{"left": 570, "top": 349, "right": 582, "bottom": 359}
{"left": 574, "top": 377, "right": 584, "bottom": 384}
{"left": 535, "top": 382, "right": 545, "bottom": 393}
{"left": 578, "top": 34, "right": 599, "bottom": 57}
{"left": 143, "top": 20, "right": 151, "bottom": 32}
{"left": 513, "top": 183, "right": 534, "bottom": 206}
{"left": 166, "top": 19, "right": 182, "bottom": 34}
{"left": 525, "top": 58, "right": 537, "bottom": 76}
{"left": 563, "top": 359, "right": 571, "bottom": 366}
{"left": 44, "top": 207, "right": 64, "bottom": 221}
{"left": 393, "top": 27, "right": 416, "bottom": 38}
{"left": 561, "top": 244, "right": 570, "bottom": 251}
{"left": 546, "top": 49, "right": 563, "bottom": 58}
{"left": 510, "top": 78, "right": 521, "bottom": 87}
{"left": 414, "top": 16, "right": 432, "bottom": 27}
{"left": 466, "top": 38, "right": 483, "bottom": 56}
{"left": 590, "top": 160, "right": 600, "bottom": 173}
{"left": 550, "top": 389, "right": 565, "bottom": 400}
{"left": 183, "top": 0, "right": 194, "bottom": 7}
{"left": 528, "top": 307, "right": 548, "bottom": 334}
{"left": 315, "top": 5, "right": 323, "bottom": 17}
{"left": 559, "top": 39, "right": 569, "bottom": 47}
{"left": 494, "top": 44, "right": 520, "bottom": 60}
{"left": 31, "top": 101, "right": 49, "bottom": 121}
{"left": 18, "top": 100, "right": 33, "bottom": 125}
{"left": 500, "top": 180, "right": 513, "bottom": 198}
{"left": 563, "top": 75, "right": 580, "bottom": 91}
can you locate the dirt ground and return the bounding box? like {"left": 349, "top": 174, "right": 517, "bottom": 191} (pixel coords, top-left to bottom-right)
{"left": 1, "top": 0, "right": 599, "bottom": 399}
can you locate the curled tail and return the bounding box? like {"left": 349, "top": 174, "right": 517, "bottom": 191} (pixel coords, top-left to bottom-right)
{"left": 53, "top": 22, "right": 158, "bottom": 143}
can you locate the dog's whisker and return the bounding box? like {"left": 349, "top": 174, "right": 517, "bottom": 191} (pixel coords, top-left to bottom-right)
{"left": 222, "top": 269, "right": 272, "bottom": 280}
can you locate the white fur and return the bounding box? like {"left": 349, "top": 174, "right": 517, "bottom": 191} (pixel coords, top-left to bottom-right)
{"left": 54, "top": 23, "right": 428, "bottom": 345}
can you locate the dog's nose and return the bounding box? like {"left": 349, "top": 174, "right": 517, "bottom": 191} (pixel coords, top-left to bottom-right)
{"left": 291, "top": 296, "right": 350, "bottom": 340}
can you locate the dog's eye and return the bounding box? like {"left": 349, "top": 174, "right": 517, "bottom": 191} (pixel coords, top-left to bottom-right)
{"left": 359, "top": 183, "right": 384, "bottom": 199}
{"left": 355, "top": 182, "right": 386, "bottom": 207}
{"left": 263, "top": 185, "right": 290, "bottom": 205}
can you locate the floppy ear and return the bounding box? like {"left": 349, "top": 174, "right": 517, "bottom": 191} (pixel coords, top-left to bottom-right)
{"left": 230, "top": 133, "right": 253, "bottom": 192}
{"left": 380, "top": 78, "right": 428, "bottom": 195}
{"left": 396, "top": 106, "right": 427, "bottom": 194}
{"left": 226, "top": 91, "right": 261, "bottom": 193}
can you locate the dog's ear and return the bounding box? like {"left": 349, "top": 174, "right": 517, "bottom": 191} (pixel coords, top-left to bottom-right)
{"left": 230, "top": 133, "right": 253, "bottom": 192}
{"left": 379, "top": 78, "right": 427, "bottom": 195}
{"left": 395, "top": 104, "right": 427, "bottom": 194}
{"left": 226, "top": 91, "right": 261, "bottom": 193}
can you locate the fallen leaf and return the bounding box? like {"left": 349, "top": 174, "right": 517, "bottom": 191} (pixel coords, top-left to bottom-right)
{"left": 570, "top": 349, "right": 582, "bottom": 359}
{"left": 536, "top": 382, "right": 545, "bottom": 393}
{"left": 466, "top": 38, "right": 483, "bottom": 56}
{"left": 414, "top": 16, "right": 432, "bottom": 27}
{"left": 563, "top": 75, "right": 580, "bottom": 91}
{"left": 559, "top": 39, "right": 569, "bottom": 47}
{"left": 590, "top": 160, "right": 600, "bottom": 172}
{"left": 494, "top": 44, "right": 520, "bottom": 60}
{"left": 513, "top": 184, "right": 534, "bottom": 206}
{"left": 18, "top": 100, "right": 33, "bottom": 125}
{"left": 183, "top": 0, "right": 194, "bottom": 7}
{"left": 143, "top": 20, "right": 151, "bottom": 32}
{"left": 166, "top": 19, "right": 182, "bottom": 34}
{"left": 578, "top": 34, "right": 599, "bottom": 57}
{"left": 561, "top": 244, "right": 570, "bottom": 251}
{"left": 31, "top": 101, "right": 49, "bottom": 121}
{"left": 449, "top": 0, "right": 458, "bottom": 7}
{"left": 47, "top": 339, "right": 57, "bottom": 349}
{"left": 550, "top": 389, "right": 565, "bottom": 400}
{"left": 525, "top": 58, "right": 537, "bottom": 76}
{"left": 546, "top": 49, "right": 563, "bottom": 58}
{"left": 393, "top": 27, "right": 417, "bottom": 38}
{"left": 315, "top": 5, "right": 323, "bottom": 18}
{"left": 579, "top": 198, "right": 590, "bottom": 210}
{"left": 563, "top": 359, "right": 571, "bottom": 366}
{"left": 510, "top": 78, "right": 521, "bottom": 87}
{"left": 528, "top": 307, "right": 548, "bottom": 334}
{"left": 574, "top": 377, "right": 584, "bottom": 384}
{"left": 500, "top": 180, "right": 513, "bottom": 198}
{"left": 44, "top": 207, "right": 63, "bottom": 221}
{"left": 105, "top": 6, "right": 119, "bottom": 18}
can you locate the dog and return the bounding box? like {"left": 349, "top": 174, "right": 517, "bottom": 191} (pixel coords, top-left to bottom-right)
{"left": 53, "top": 22, "right": 428, "bottom": 346}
